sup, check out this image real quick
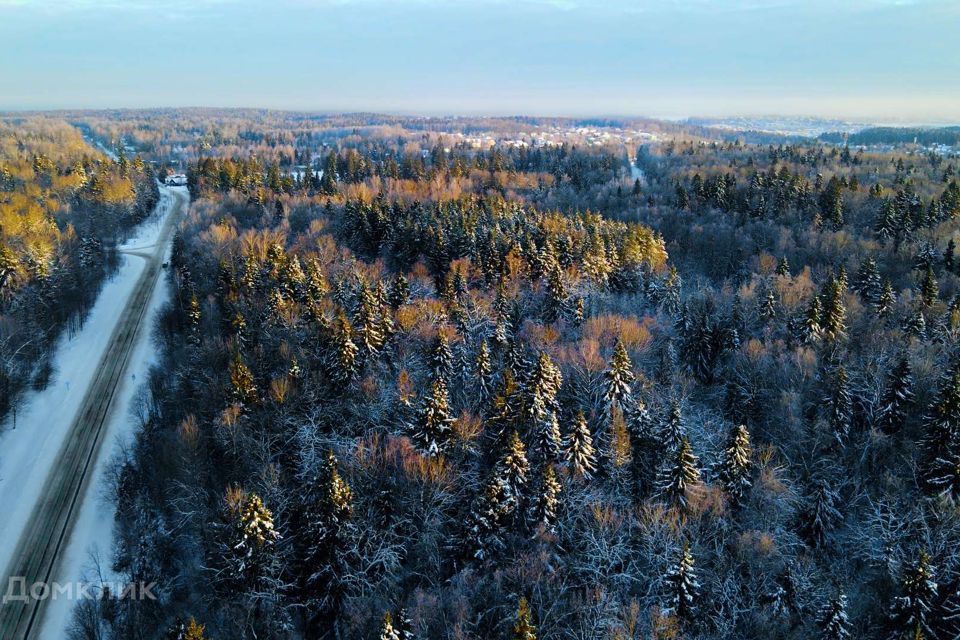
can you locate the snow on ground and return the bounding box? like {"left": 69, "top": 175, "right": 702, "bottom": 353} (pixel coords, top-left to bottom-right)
{"left": 0, "top": 186, "right": 184, "bottom": 638}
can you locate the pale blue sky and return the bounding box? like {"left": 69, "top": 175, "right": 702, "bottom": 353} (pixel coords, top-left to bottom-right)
{"left": 1, "top": 0, "right": 958, "bottom": 120}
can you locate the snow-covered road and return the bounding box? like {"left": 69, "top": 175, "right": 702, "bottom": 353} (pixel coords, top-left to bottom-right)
{"left": 0, "top": 185, "right": 187, "bottom": 639}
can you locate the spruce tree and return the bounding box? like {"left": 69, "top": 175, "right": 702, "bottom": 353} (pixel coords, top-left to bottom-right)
{"left": 389, "top": 273, "right": 411, "bottom": 309}
{"left": 475, "top": 340, "right": 494, "bottom": 406}
{"left": 903, "top": 307, "right": 927, "bottom": 339}
{"left": 824, "top": 364, "right": 853, "bottom": 445}
{"left": 821, "top": 277, "right": 847, "bottom": 341}
{"left": 411, "top": 377, "right": 456, "bottom": 457}
{"left": 530, "top": 464, "right": 562, "bottom": 534}
{"left": 920, "top": 265, "right": 939, "bottom": 307}
{"left": 802, "top": 296, "right": 823, "bottom": 343}
{"left": 818, "top": 592, "right": 852, "bottom": 640}
{"left": 776, "top": 256, "right": 791, "bottom": 277}
{"left": 802, "top": 479, "right": 842, "bottom": 547}
{"left": 301, "top": 450, "right": 353, "bottom": 626}
{"left": 877, "top": 280, "right": 897, "bottom": 317}
{"left": 661, "top": 400, "right": 686, "bottom": 452}
{"left": 663, "top": 542, "right": 700, "bottom": 624}
{"left": 657, "top": 436, "right": 701, "bottom": 509}
{"left": 430, "top": 330, "right": 454, "bottom": 382}
{"left": 525, "top": 351, "right": 563, "bottom": 461}
{"left": 499, "top": 430, "right": 530, "bottom": 502}
{"left": 718, "top": 424, "right": 753, "bottom": 507}
{"left": 922, "top": 362, "right": 960, "bottom": 491}
{"left": 330, "top": 310, "right": 359, "bottom": 383}
{"left": 380, "top": 612, "right": 401, "bottom": 640}
{"left": 876, "top": 357, "right": 915, "bottom": 434}
{"left": 888, "top": 550, "right": 938, "bottom": 640}
{"left": 463, "top": 474, "right": 515, "bottom": 562}
{"left": 513, "top": 597, "right": 537, "bottom": 640}
{"left": 565, "top": 412, "right": 597, "bottom": 480}
{"left": 604, "top": 338, "right": 634, "bottom": 420}
{"left": 855, "top": 257, "right": 882, "bottom": 305}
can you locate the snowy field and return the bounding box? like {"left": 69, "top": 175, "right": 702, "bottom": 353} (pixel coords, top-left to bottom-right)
{"left": 0, "top": 185, "right": 185, "bottom": 639}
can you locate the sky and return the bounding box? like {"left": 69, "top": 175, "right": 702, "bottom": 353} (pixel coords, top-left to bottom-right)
{"left": 0, "top": 0, "right": 958, "bottom": 122}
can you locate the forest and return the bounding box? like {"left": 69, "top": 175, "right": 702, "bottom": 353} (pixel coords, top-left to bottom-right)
{"left": 0, "top": 118, "right": 158, "bottom": 422}
{"left": 20, "top": 112, "right": 960, "bottom": 640}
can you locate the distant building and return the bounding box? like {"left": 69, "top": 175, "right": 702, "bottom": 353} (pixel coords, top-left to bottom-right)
{"left": 165, "top": 173, "right": 187, "bottom": 186}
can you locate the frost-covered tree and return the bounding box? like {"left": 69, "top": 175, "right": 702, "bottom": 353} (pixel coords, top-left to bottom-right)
{"left": 330, "top": 310, "right": 359, "bottom": 383}
{"left": 876, "top": 357, "right": 915, "bottom": 434}
{"left": 604, "top": 338, "right": 634, "bottom": 420}
{"left": 475, "top": 340, "right": 494, "bottom": 405}
{"left": 663, "top": 542, "right": 700, "bottom": 624}
{"left": 877, "top": 280, "right": 897, "bottom": 317}
{"left": 379, "top": 612, "right": 401, "bottom": 640}
{"left": 824, "top": 364, "right": 853, "bottom": 445}
{"left": 817, "top": 592, "right": 852, "bottom": 640}
{"left": 661, "top": 400, "right": 686, "bottom": 453}
{"left": 802, "top": 479, "right": 842, "bottom": 547}
{"left": 430, "top": 330, "right": 454, "bottom": 381}
{"left": 855, "top": 257, "right": 883, "bottom": 305}
{"left": 717, "top": 424, "right": 753, "bottom": 506}
{"left": 922, "top": 362, "right": 960, "bottom": 490}
{"left": 657, "top": 436, "right": 701, "bottom": 509}
{"left": 887, "top": 550, "right": 938, "bottom": 640}
{"left": 530, "top": 464, "right": 562, "bottom": 534}
{"left": 821, "top": 277, "right": 847, "bottom": 341}
{"left": 564, "top": 412, "right": 597, "bottom": 480}
{"left": 525, "top": 351, "right": 563, "bottom": 461}
{"left": 411, "top": 377, "right": 455, "bottom": 456}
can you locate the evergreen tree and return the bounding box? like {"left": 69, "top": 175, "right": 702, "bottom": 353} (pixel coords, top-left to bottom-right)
{"left": 718, "top": 424, "right": 753, "bottom": 506}
{"left": 463, "top": 474, "right": 515, "bottom": 562}
{"left": 565, "top": 412, "right": 597, "bottom": 480}
{"left": 904, "top": 306, "right": 927, "bottom": 339}
{"left": 604, "top": 338, "right": 634, "bottom": 421}
{"left": 793, "top": 298, "right": 821, "bottom": 347}
{"left": 855, "top": 257, "right": 883, "bottom": 305}
{"left": 817, "top": 592, "right": 852, "bottom": 640}
{"left": 513, "top": 597, "right": 537, "bottom": 640}
{"left": 760, "top": 289, "right": 777, "bottom": 322}
{"left": 389, "top": 273, "right": 411, "bottom": 309}
{"left": 380, "top": 612, "right": 401, "bottom": 640}
{"left": 802, "top": 479, "right": 842, "bottom": 547}
{"left": 657, "top": 436, "right": 701, "bottom": 509}
{"left": 824, "top": 364, "right": 853, "bottom": 445}
{"left": 876, "top": 357, "right": 915, "bottom": 434}
{"left": 877, "top": 280, "right": 897, "bottom": 317}
{"left": 765, "top": 563, "right": 801, "bottom": 623}
{"left": 661, "top": 399, "right": 687, "bottom": 452}
{"left": 499, "top": 430, "right": 530, "bottom": 502}
{"left": 888, "top": 550, "right": 938, "bottom": 640}
{"left": 663, "top": 542, "right": 700, "bottom": 624}
{"left": 330, "top": 310, "right": 359, "bottom": 383}
{"left": 920, "top": 265, "right": 939, "bottom": 306}
{"left": 530, "top": 464, "right": 562, "bottom": 534}
{"left": 922, "top": 362, "right": 960, "bottom": 491}
{"left": 475, "top": 340, "right": 494, "bottom": 406}
{"left": 544, "top": 259, "right": 567, "bottom": 323}
{"left": 354, "top": 280, "right": 386, "bottom": 356}
{"left": 301, "top": 450, "right": 354, "bottom": 633}
{"left": 430, "top": 330, "right": 454, "bottom": 382}
{"left": 411, "top": 378, "right": 455, "bottom": 456}
{"left": 219, "top": 491, "right": 280, "bottom": 587}
{"left": 525, "top": 351, "right": 563, "bottom": 461}
{"left": 776, "top": 256, "right": 791, "bottom": 277}
{"left": 821, "top": 277, "right": 847, "bottom": 341}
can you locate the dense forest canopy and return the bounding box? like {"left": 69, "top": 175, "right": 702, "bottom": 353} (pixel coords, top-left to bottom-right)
{"left": 6, "top": 111, "right": 960, "bottom": 640}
